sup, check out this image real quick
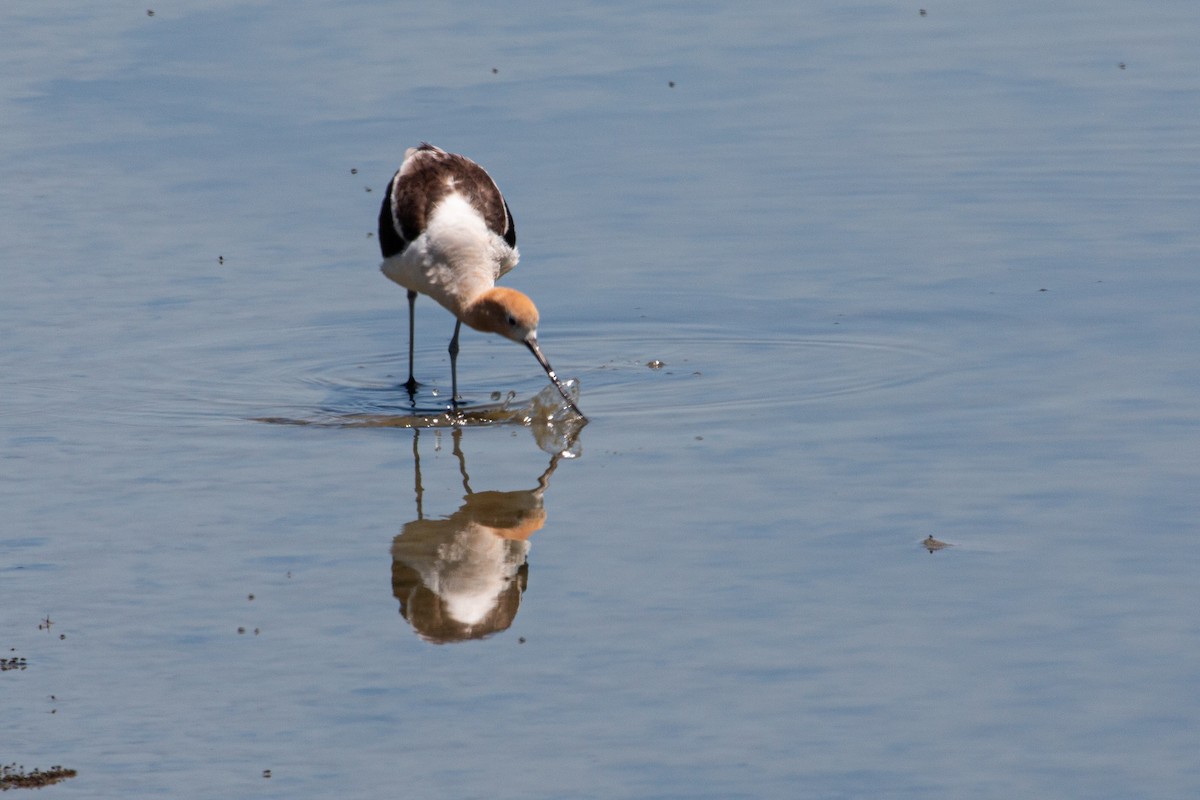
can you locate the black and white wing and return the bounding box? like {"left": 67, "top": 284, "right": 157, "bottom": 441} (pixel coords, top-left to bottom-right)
{"left": 378, "top": 143, "right": 517, "bottom": 259}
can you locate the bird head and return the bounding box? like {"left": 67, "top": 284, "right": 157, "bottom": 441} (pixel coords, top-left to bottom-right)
{"left": 467, "top": 287, "right": 585, "bottom": 419}
{"left": 468, "top": 287, "right": 540, "bottom": 343}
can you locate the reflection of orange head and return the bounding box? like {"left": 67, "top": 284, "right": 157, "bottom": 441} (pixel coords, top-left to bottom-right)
{"left": 460, "top": 489, "right": 547, "bottom": 540}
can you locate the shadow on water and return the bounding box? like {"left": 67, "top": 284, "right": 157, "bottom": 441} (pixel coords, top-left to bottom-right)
{"left": 390, "top": 427, "right": 562, "bottom": 644}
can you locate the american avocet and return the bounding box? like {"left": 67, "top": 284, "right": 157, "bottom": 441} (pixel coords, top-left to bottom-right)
{"left": 378, "top": 144, "right": 584, "bottom": 419}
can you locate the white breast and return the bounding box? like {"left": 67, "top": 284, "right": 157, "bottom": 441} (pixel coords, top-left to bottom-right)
{"left": 380, "top": 193, "right": 520, "bottom": 316}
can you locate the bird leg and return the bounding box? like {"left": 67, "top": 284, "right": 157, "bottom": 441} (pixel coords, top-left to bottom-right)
{"left": 448, "top": 319, "right": 463, "bottom": 408}
{"left": 403, "top": 290, "right": 419, "bottom": 397}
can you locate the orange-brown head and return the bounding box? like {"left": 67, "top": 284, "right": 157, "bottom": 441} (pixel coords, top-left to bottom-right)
{"left": 464, "top": 287, "right": 540, "bottom": 343}
{"left": 464, "top": 287, "right": 585, "bottom": 418}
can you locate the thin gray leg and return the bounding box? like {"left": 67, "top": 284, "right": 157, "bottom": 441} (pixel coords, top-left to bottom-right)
{"left": 403, "top": 290, "right": 419, "bottom": 396}
{"left": 448, "top": 319, "right": 462, "bottom": 407}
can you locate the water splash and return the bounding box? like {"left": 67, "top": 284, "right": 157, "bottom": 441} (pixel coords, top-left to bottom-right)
{"left": 523, "top": 380, "right": 586, "bottom": 457}
{"left": 256, "top": 378, "right": 586, "bottom": 456}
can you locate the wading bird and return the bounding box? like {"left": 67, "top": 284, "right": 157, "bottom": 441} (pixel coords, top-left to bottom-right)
{"left": 378, "top": 144, "right": 584, "bottom": 418}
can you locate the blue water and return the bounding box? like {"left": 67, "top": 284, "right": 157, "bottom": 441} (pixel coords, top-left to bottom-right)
{"left": 3, "top": 2, "right": 1199, "bottom": 798}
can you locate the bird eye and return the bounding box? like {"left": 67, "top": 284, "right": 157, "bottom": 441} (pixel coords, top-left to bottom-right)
{"left": 506, "top": 314, "right": 517, "bottom": 327}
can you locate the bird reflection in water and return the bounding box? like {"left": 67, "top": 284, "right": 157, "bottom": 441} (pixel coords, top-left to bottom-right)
{"left": 391, "top": 427, "right": 562, "bottom": 643}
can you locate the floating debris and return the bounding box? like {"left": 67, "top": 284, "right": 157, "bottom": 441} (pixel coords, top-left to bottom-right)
{"left": 923, "top": 535, "right": 951, "bottom": 553}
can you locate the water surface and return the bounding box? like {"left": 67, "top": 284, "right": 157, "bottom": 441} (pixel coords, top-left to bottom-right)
{"left": 3, "top": 2, "right": 1199, "bottom": 798}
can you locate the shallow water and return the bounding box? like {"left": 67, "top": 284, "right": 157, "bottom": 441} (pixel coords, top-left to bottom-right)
{"left": 4, "top": 2, "right": 1200, "bottom": 798}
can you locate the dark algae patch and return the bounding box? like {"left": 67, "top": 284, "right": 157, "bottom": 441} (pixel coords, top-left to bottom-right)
{"left": 0, "top": 655, "right": 27, "bottom": 672}
{"left": 1, "top": 763, "right": 78, "bottom": 791}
